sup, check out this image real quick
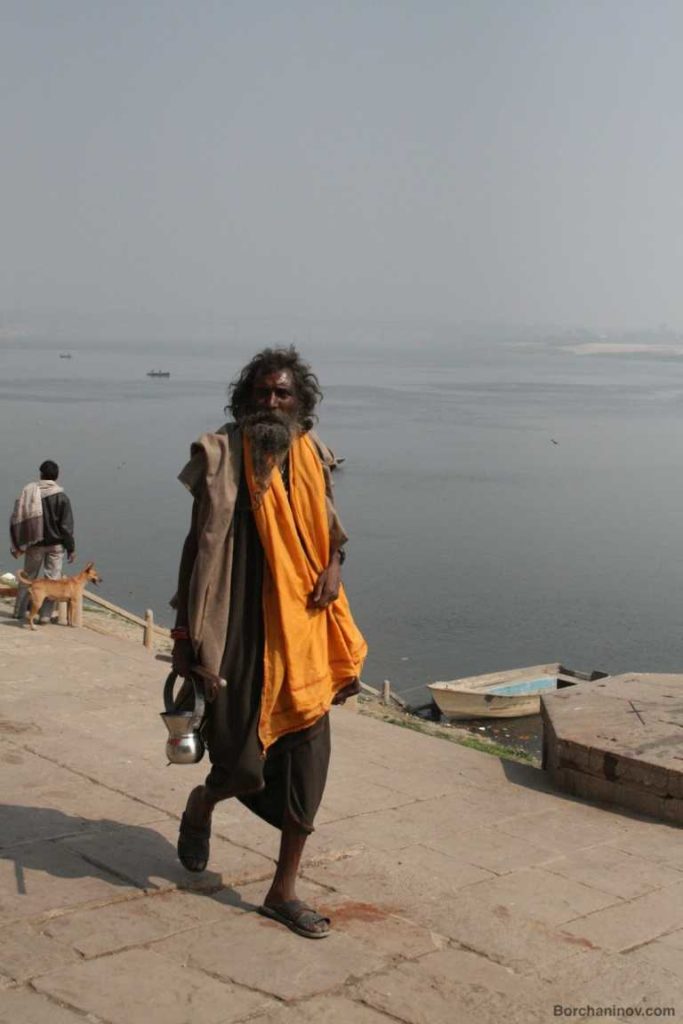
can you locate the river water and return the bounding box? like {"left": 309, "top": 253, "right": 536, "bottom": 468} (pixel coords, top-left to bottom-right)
{"left": 3, "top": 336, "right": 683, "bottom": 717}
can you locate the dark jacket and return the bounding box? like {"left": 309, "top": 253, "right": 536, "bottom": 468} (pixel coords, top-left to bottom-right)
{"left": 40, "top": 492, "right": 75, "bottom": 553}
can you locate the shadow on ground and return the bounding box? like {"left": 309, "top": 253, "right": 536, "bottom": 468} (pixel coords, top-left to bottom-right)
{"left": 0, "top": 805, "right": 259, "bottom": 908}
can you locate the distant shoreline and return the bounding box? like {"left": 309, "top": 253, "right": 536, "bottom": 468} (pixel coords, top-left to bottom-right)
{"left": 568, "top": 342, "right": 683, "bottom": 356}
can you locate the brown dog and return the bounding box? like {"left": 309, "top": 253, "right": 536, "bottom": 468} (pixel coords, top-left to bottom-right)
{"left": 18, "top": 562, "right": 102, "bottom": 630}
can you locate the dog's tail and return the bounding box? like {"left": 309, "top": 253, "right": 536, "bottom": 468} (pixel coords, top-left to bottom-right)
{"left": 17, "top": 570, "right": 32, "bottom": 585}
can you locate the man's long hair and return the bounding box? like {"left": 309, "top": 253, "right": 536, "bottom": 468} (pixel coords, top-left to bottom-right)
{"left": 228, "top": 346, "right": 322, "bottom": 430}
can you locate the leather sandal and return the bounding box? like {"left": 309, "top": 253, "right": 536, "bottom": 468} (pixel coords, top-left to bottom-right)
{"left": 177, "top": 812, "right": 211, "bottom": 873}
{"left": 258, "top": 899, "right": 331, "bottom": 938}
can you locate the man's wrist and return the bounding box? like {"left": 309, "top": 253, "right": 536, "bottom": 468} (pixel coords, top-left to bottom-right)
{"left": 171, "top": 626, "right": 191, "bottom": 641}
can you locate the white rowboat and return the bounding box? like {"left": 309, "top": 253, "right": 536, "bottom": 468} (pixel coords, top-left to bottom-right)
{"left": 428, "top": 664, "right": 602, "bottom": 719}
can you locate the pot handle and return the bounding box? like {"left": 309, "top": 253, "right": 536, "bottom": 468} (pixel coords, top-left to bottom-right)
{"left": 163, "top": 671, "right": 180, "bottom": 712}
{"left": 163, "top": 671, "right": 207, "bottom": 720}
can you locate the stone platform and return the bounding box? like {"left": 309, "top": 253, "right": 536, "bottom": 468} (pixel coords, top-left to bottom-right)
{"left": 542, "top": 674, "right": 683, "bottom": 824}
{"left": 2, "top": 610, "right": 683, "bottom": 1022}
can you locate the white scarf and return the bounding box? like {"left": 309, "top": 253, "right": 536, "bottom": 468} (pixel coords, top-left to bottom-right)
{"left": 10, "top": 480, "right": 63, "bottom": 548}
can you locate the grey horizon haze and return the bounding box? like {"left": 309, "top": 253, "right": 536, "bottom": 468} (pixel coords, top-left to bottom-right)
{"left": 3, "top": 0, "right": 683, "bottom": 342}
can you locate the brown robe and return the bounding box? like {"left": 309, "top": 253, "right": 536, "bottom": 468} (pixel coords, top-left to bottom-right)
{"left": 170, "top": 424, "right": 346, "bottom": 831}
{"left": 171, "top": 424, "right": 347, "bottom": 677}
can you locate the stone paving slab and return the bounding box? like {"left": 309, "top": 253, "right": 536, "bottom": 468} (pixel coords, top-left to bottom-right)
{"left": 253, "top": 995, "right": 399, "bottom": 1024}
{"left": 496, "top": 806, "right": 635, "bottom": 853}
{"left": 657, "top": 927, "right": 683, "bottom": 951}
{"left": 315, "top": 894, "right": 448, "bottom": 960}
{"left": 1, "top": 608, "right": 682, "bottom": 1022}
{"left": 548, "top": 947, "right": 683, "bottom": 1014}
{"left": 561, "top": 879, "right": 683, "bottom": 952}
{"left": 152, "top": 906, "right": 387, "bottom": 1002}
{"left": 33, "top": 947, "right": 276, "bottom": 1024}
{"left": 0, "top": 920, "right": 79, "bottom": 984}
{"left": 404, "top": 896, "right": 600, "bottom": 974}
{"left": 311, "top": 789, "right": 518, "bottom": 856}
{"left": 236, "top": 874, "right": 449, "bottom": 962}
{"left": 42, "top": 888, "right": 245, "bottom": 958}
{"left": 314, "top": 777, "right": 418, "bottom": 824}
{"left": 541, "top": 843, "right": 683, "bottom": 899}
{"left": 391, "top": 842, "right": 497, "bottom": 891}
{"left": 629, "top": 939, "right": 683, "bottom": 981}
{"left": 60, "top": 815, "right": 274, "bottom": 893}
{"left": 416, "top": 824, "right": 559, "bottom": 873}
{"left": 343, "top": 759, "right": 486, "bottom": 801}
{"left": 0, "top": 755, "right": 167, "bottom": 842}
{"left": 605, "top": 821, "right": 683, "bottom": 869}
{"left": 304, "top": 844, "right": 493, "bottom": 910}
{"left": 355, "top": 947, "right": 550, "bottom": 1024}
{"left": 0, "top": 837, "right": 133, "bottom": 924}
{"left": 440, "top": 864, "right": 622, "bottom": 927}
{"left": 0, "top": 989, "right": 87, "bottom": 1024}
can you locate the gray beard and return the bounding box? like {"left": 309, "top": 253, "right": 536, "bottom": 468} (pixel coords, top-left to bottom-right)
{"left": 241, "top": 410, "right": 297, "bottom": 495}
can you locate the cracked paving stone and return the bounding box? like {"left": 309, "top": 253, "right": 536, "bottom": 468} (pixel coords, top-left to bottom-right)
{"left": 32, "top": 947, "right": 275, "bottom": 1024}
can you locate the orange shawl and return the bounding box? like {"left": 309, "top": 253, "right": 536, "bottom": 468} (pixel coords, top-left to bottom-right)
{"left": 244, "top": 433, "right": 367, "bottom": 750}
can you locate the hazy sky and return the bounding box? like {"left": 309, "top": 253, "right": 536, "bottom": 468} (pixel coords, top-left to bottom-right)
{"left": 4, "top": 1, "right": 683, "bottom": 339}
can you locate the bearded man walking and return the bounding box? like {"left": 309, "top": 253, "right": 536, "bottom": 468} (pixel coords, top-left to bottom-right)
{"left": 171, "top": 347, "right": 366, "bottom": 939}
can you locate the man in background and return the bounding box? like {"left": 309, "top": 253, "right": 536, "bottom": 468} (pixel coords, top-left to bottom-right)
{"left": 171, "top": 347, "right": 366, "bottom": 939}
{"left": 10, "top": 460, "right": 76, "bottom": 622}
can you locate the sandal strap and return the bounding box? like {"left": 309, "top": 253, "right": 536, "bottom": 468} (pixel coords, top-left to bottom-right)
{"left": 276, "top": 899, "right": 330, "bottom": 927}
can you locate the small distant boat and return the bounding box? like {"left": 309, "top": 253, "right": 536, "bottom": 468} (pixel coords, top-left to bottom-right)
{"left": 59, "top": 353, "right": 72, "bottom": 359}
{"left": 146, "top": 370, "right": 171, "bottom": 378}
{"left": 428, "top": 664, "right": 607, "bottom": 719}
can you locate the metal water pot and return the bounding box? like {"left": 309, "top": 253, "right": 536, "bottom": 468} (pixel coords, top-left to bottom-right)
{"left": 160, "top": 671, "right": 206, "bottom": 765}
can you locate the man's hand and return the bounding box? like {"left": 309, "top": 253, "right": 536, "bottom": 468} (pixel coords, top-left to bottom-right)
{"left": 10, "top": 547, "right": 23, "bottom": 560}
{"left": 332, "top": 678, "right": 361, "bottom": 705}
{"left": 172, "top": 638, "right": 194, "bottom": 677}
{"left": 309, "top": 553, "right": 341, "bottom": 610}
{"left": 191, "top": 665, "right": 227, "bottom": 702}
{"left": 67, "top": 552, "right": 76, "bottom": 564}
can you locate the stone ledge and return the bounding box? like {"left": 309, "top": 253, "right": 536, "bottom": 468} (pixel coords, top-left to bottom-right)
{"left": 542, "top": 674, "right": 683, "bottom": 824}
